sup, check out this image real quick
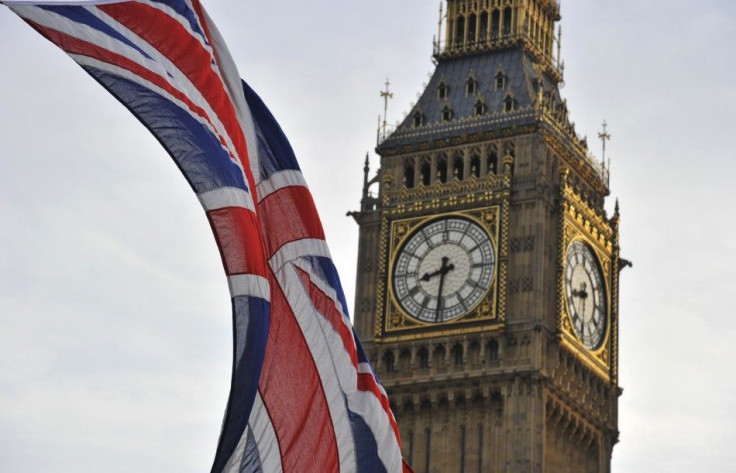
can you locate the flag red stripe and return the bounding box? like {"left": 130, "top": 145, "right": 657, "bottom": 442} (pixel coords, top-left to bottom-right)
{"left": 259, "top": 280, "right": 340, "bottom": 473}
{"left": 98, "top": 2, "right": 251, "bottom": 181}
{"left": 258, "top": 185, "right": 325, "bottom": 258}
{"left": 295, "top": 264, "right": 402, "bottom": 448}
{"left": 208, "top": 207, "right": 268, "bottom": 277}
{"left": 357, "top": 372, "right": 402, "bottom": 443}
{"left": 26, "top": 20, "right": 236, "bottom": 160}
{"left": 295, "top": 267, "right": 358, "bottom": 369}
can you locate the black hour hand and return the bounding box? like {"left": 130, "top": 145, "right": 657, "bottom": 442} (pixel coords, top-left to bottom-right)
{"left": 421, "top": 256, "right": 455, "bottom": 282}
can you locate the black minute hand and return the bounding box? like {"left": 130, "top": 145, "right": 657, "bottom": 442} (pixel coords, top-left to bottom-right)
{"left": 430, "top": 257, "right": 455, "bottom": 322}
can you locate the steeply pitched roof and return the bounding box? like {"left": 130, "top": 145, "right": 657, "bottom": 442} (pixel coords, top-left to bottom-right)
{"left": 378, "top": 49, "right": 563, "bottom": 152}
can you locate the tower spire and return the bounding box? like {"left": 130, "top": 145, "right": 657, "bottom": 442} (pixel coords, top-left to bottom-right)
{"left": 437, "top": 1, "right": 444, "bottom": 51}
{"left": 379, "top": 78, "right": 393, "bottom": 143}
{"left": 556, "top": 25, "right": 563, "bottom": 68}
{"left": 598, "top": 120, "right": 611, "bottom": 161}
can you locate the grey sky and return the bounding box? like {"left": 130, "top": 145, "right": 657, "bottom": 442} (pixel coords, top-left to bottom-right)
{"left": 1, "top": 0, "right": 735, "bottom": 471}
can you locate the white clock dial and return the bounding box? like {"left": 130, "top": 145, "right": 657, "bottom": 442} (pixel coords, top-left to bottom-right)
{"left": 392, "top": 217, "right": 495, "bottom": 323}
{"left": 564, "top": 240, "right": 607, "bottom": 350}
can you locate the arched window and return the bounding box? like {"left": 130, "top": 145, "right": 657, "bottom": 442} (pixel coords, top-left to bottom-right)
{"left": 495, "top": 72, "right": 506, "bottom": 90}
{"left": 470, "top": 153, "right": 481, "bottom": 178}
{"left": 424, "top": 428, "right": 432, "bottom": 472}
{"left": 486, "top": 339, "right": 499, "bottom": 363}
{"left": 490, "top": 391, "right": 504, "bottom": 418}
{"left": 432, "top": 344, "right": 446, "bottom": 368}
{"left": 403, "top": 162, "right": 415, "bottom": 188}
{"left": 487, "top": 148, "right": 498, "bottom": 175}
{"left": 474, "top": 99, "right": 486, "bottom": 116}
{"left": 459, "top": 425, "right": 467, "bottom": 473}
{"left": 491, "top": 10, "right": 500, "bottom": 39}
{"left": 438, "top": 81, "right": 449, "bottom": 100}
{"left": 468, "top": 340, "right": 481, "bottom": 364}
{"left": 399, "top": 349, "right": 411, "bottom": 371}
{"left": 441, "top": 105, "right": 453, "bottom": 122}
{"left": 412, "top": 110, "right": 424, "bottom": 128}
{"left": 466, "top": 77, "right": 477, "bottom": 96}
{"left": 455, "top": 16, "right": 465, "bottom": 46}
{"left": 479, "top": 12, "right": 489, "bottom": 42}
{"left": 384, "top": 350, "right": 396, "bottom": 372}
{"left": 420, "top": 160, "right": 431, "bottom": 186}
{"left": 468, "top": 14, "right": 477, "bottom": 44}
{"left": 503, "top": 7, "right": 513, "bottom": 36}
{"left": 452, "top": 343, "right": 464, "bottom": 366}
{"left": 418, "top": 346, "right": 429, "bottom": 369}
{"left": 437, "top": 155, "right": 448, "bottom": 183}
{"left": 453, "top": 153, "right": 464, "bottom": 180}
{"left": 504, "top": 94, "right": 516, "bottom": 112}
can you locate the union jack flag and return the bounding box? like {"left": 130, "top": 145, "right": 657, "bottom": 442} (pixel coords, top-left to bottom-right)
{"left": 3, "top": 1, "right": 409, "bottom": 472}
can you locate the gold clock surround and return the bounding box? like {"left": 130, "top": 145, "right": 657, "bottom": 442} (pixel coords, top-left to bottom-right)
{"left": 378, "top": 206, "right": 505, "bottom": 342}
{"left": 558, "top": 181, "right": 617, "bottom": 381}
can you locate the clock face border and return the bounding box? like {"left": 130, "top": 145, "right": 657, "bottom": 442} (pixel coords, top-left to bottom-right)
{"left": 559, "top": 217, "right": 614, "bottom": 379}
{"left": 563, "top": 239, "right": 608, "bottom": 351}
{"left": 381, "top": 207, "right": 503, "bottom": 340}
{"left": 391, "top": 216, "right": 496, "bottom": 324}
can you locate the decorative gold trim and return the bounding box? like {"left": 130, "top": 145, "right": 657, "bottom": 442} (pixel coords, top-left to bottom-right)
{"left": 557, "top": 175, "right": 616, "bottom": 381}
{"left": 377, "top": 322, "right": 501, "bottom": 344}
{"left": 376, "top": 205, "right": 506, "bottom": 341}
{"left": 561, "top": 237, "right": 611, "bottom": 356}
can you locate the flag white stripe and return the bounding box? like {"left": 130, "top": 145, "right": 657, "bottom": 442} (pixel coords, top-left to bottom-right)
{"left": 227, "top": 274, "right": 270, "bottom": 300}
{"left": 198, "top": 187, "right": 255, "bottom": 212}
{"left": 12, "top": 4, "right": 249, "bottom": 184}
{"left": 292, "top": 259, "right": 349, "bottom": 321}
{"left": 221, "top": 425, "right": 250, "bottom": 473}
{"left": 141, "top": 0, "right": 212, "bottom": 56}
{"left": 256, "top": 170, "right": 308, "bottom": 202}
{"left": 268, "top": 238, "right": 331, "bottom": 274}
{"left": 294, "top": 263, "right": 403, "bottom": 472}
{"left": 276, "top": 264, "right": 357, "bottom": 473}
{"left": 10, "top": 4, "right": 242, "bottom": 171}
{"left": 203, "top": 8, "right": 262, "bottom": 189}
{"left": 249, "top": 392, "right": 283, "bottom": 473}
{"left": 221, "top": 392, "right": 283, "bottom": 473}
{"left": 86, "top": 5, "right": 246, "bottom": 169}
{"left": 358, "top": 362, "right": 389, "bottom": 398}
{"left": 351, "top": 390, "right": 403, "bottom": 472}
{"left": 71, "top": 54, "right": 256, "bottom": 209}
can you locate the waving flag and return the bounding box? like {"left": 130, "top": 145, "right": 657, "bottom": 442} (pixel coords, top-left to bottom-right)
{"left": 2, "top": 1, "right": 409, "bottom": 472}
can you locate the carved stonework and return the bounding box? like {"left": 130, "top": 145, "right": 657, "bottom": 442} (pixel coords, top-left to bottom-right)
{"left": 379, "top": 205, "right": 505, "bottom": 342}
{"left": 352, "top": 3, "right": 621, "bottom": 472}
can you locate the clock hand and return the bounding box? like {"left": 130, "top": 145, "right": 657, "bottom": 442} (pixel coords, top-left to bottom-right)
{"left": 433, "top": 257, "right": 455, "bottom": 322}
{"left": 420, "top": 256, "right": 456, "bottom": 282}
{"left": 421, "top": 267, "right": 442, "bottom": 282}
{"left": 571, "top": 281, "right": 589, "bottom": 316}
{"left": 581, "top": 293, "right": 586, "bottom": 319}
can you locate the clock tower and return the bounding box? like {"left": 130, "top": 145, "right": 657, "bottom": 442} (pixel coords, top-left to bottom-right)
{"left": 350, "top": 1, "right": 622, "bottom": 472}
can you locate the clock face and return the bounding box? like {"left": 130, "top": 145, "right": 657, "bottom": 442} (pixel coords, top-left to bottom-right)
{"left": 564, "top": 240, "right": 607, "bottom": 350}
{"left": 392, "top": 217, "right": 495, "bottom": 323}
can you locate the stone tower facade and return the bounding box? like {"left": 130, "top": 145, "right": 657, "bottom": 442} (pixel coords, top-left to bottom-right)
{"left": 350, "top": 1, "right": 622, "bottom": 472}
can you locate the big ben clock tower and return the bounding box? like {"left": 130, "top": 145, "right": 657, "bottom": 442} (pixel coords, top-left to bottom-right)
{"left": 350, "top": 1, "right": 622, "bottom": 472}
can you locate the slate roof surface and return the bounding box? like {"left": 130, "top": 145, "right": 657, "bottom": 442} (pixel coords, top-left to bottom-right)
{"left": 378, "top": 49, "right": 563, "bottom": 151}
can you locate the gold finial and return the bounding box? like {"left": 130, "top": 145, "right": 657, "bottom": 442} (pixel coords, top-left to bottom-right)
{"left": 556, "top": 25, "right": 563, "bottom": 68}
{"left": 379, "top": 78, "right": 394, "bottom": 142}
{"left": 536, "top": 83, "right": 545, "bottom": 109}
{"left": 437, "top": 1, "right": 444, "bottom": 51}
{"left": 503, "top": 149, "right": 514, "bottom": 174}
{"left": 598, "top": 120, "right": 611, "bottom": 161}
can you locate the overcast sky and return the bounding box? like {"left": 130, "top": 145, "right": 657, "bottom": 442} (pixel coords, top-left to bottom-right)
{"left": 1, "top": 1, "right": 735, "bottom": 472}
